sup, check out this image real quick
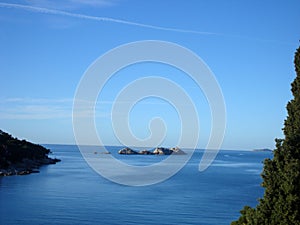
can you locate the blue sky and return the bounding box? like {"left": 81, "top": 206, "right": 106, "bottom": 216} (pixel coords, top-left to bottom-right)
{"left": 0, "top": 0, "right": 299, "bottom": 150}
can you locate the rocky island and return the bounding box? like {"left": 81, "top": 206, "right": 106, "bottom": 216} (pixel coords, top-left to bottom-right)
{"left": 0, "top": 130, "right": 60, "bottom": 176}
{"left": 118, "top": 147, "right": 186, "bottom": 155}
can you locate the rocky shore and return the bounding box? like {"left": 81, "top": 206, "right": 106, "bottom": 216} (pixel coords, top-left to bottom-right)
{"left": 0, "top": 157, "right": 61, "bottom": 176}
{"left": 118, "top": 147, "right": 186, "bottom": 155}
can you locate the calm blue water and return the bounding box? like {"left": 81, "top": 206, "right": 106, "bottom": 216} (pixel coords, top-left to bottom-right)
{"left": 0, "top": 145, "right": 272, "bottom": 225}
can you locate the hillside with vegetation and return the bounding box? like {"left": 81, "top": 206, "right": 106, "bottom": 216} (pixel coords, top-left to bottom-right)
{"left": 0, "top": 130, "right": 60, "bottom": 176}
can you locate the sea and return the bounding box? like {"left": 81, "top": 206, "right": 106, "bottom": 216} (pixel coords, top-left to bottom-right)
{"left": 0, "top": 145, "right": 272, "bottom": 225}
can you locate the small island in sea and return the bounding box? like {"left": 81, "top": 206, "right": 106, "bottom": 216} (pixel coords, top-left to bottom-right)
{"left": 118, "top": 146, "right": 186, "bottom": 155}
{"left": 0, "top": 130, "right": 60, "bottom": 176}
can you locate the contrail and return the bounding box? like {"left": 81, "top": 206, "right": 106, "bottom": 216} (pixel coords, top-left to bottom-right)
{"left": 0, "top": 2, "right": 294, "bottom": 45}
{"left": 0, "top": 2, "right": 217, "bottom": 35}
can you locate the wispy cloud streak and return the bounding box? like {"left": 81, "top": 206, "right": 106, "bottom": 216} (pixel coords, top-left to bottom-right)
{"left": 0, "top": 2, "right": 216, "bottom": 35}
{"left": 25, "top": 0, "right": 116, "bottom": 10}
{"left": 0, "top": 97, "right": 73, "bottom": 119}
{"left": 0, "top": 97, "right": 192, "bottom": 120}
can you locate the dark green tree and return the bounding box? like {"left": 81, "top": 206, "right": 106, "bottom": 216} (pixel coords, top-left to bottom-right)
{"left": 232, "top": 46, "right": 300, "bottom": 225}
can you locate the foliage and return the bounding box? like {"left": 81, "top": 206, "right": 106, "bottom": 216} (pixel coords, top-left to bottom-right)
{"left": 232, "top": 46, "right": 300, "bottom": 224}
{"left": 0, "top": 130, "right": 50, "bottom": 169}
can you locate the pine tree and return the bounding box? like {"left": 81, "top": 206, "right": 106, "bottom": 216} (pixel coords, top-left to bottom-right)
{"left": 232, "top": 46, "right": 300, "bottom": 225}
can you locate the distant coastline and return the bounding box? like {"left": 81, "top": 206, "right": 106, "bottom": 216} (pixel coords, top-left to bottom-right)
{"left": 252, "top": 148, "right": 273, "bottom": 152}
{"left": 0, "top": 130, "right": 60, "bottom": 176}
